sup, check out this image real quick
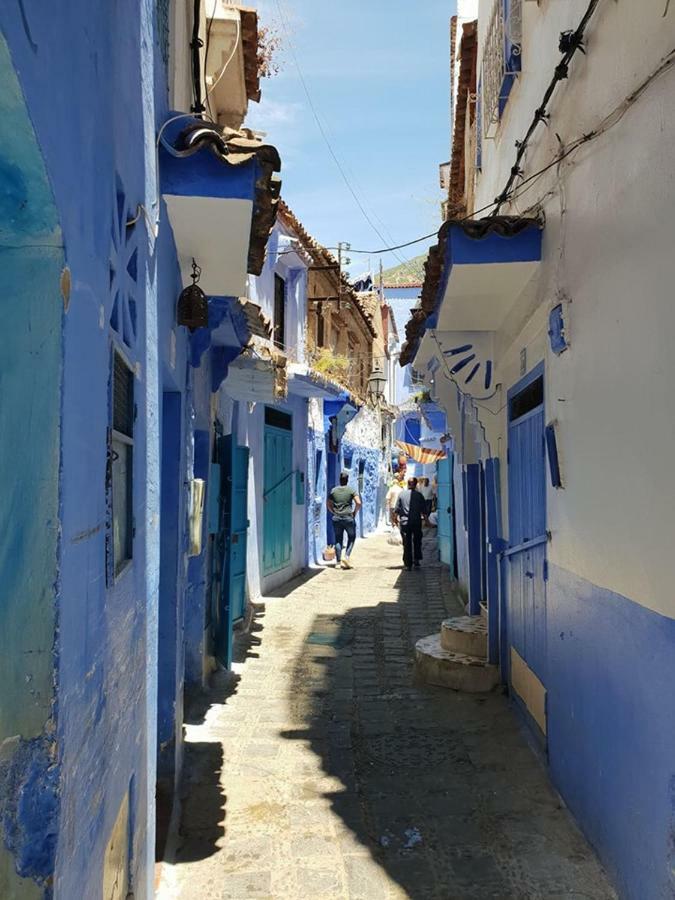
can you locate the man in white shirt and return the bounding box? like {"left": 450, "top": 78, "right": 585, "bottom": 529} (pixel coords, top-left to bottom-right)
{"left": 419, "top": 478, "right": 433, "bottom": 517}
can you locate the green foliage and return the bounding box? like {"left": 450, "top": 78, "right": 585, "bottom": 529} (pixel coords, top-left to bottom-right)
{"left": 412, "top": 389, "right": 431, "bottom": 404}
{"left": 312, "top": 349, "right": 350, "bottom": 382}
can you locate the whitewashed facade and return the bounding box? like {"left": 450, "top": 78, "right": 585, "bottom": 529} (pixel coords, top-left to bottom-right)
{"left": 408, "top": 4, "right": 675, "bottom": 898}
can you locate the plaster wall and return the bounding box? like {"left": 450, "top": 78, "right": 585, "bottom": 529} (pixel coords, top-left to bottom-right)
{"left": 306, "top": 413, "right": 329, "bottom": 566}
{"left": 385, "top": 288, "right": 422, "bottom": 406}
{"left": 473, "top": 0, "right": 675, "bottom": 622}
{"left": 343, "top": 407, "right": 386, "bottom": 537}
{"left": 434, "top": 3, "right": 675, "bottom": 894}
{"left": 0, "top": 37, "right": 64, "bottom": 897}
{"left": 0, "top": 1, "right": 199, "bottom": 895}
{"left": 249, "top": 224, "right": 308, "bottom": 362}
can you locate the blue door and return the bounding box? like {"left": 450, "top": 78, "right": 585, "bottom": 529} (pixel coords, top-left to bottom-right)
{"left": 263, "top": 411, "right": 293, "bottom": 575}
{"left": 506, "top": 364, "right": 547, "bottom": 691}
{"left": 484, "top": 458, "right": 503, "bottom": 665}
{"left": 465, "top": 463, "right": 483, "bottom": 615}
{"left": 212, "top": 434, "right": 249, "bottom": 668}
{"left": 436, "top": 455, "right": 455, "bottom": 571}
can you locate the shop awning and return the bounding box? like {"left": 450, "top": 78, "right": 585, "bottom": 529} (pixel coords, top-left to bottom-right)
{"left": 395, "top": 441, "right": 446, "bottom": 464}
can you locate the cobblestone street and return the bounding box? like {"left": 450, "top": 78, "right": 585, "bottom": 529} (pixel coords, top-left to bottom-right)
{"left": 158, "top": 533, "right": 615, "bottom": 900}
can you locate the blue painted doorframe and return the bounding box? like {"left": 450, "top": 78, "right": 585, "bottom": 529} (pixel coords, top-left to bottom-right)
{"left": 506, "top": 361, "right": 548, "bottom": 718}
{"left": 157, "top": 392, "right": 183, "bottom": 777}
{"left": 484, "top": 458, "right": 503, "bottom": 666}
{"left": 465, "top": 463, "right": 483, "bottom": 615}
{"left": 436, "top": 455, "right": 455, "bottom": 572}
{"left": 326, "top": 448, "right": 338, "bottom": 546}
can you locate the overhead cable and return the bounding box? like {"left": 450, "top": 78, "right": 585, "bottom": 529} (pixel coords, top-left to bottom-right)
{"left": 492, "top": 0, "right": 602, "bottom": 215}
{"left": 273, "top": 0, "right": 408, "bottom": 263}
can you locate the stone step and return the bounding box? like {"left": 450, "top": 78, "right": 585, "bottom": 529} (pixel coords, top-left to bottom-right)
{"left": 415, "top": 634, "right": 499, "bottom": 693}
{"left": 440, "top": 615, "right": 487, "bottom": 658}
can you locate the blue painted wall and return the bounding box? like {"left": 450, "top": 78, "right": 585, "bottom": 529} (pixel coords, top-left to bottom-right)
{"left": 0, "top": 0, "right": 194, "bottom": 895}
{"left": 546, "top": 564, "right": 675, "bottom": 900}
{"left": 0, "top": 34, "right": 64, "bottom": 897}
{"left": 340, "top": 441, "right": 382, "bottom": 538}
{"left": 306, "top": 427, "right": 328, "bottom": 565}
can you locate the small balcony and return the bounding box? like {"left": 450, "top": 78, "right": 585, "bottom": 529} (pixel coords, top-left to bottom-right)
{"left": 481, "top": 0, "right": 522, "bottom": 138}
{"left": 205, "top": 4, "right": 261, "bottom": 130}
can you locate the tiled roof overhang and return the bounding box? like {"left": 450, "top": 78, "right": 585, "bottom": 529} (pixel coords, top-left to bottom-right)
{"left": 238, "top": 297, "right": 272, "bottom": 340}
{"left": 162, "top": 119, "right": 281, "bottom": 289}
{"left": 448, "top": 21, "right": 478, "bottom": 218}
{"left": 239, "top": 7, "right": 262, "bottom": 103}
{"left": 399, "top": 216, "right": 542, "bottom": 366}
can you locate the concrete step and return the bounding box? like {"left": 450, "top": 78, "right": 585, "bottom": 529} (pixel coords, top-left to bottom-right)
{"left": 440, "top": 615, "right": 487, "bottom": 658}
{"left": 415, "top": 634, "right": 499, "bottom": 693}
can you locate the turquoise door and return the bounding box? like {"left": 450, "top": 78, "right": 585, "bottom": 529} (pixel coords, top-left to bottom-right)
{"left": 436, "top": 455, "right": 455, "bottom": 571}
{"left": 263, "top": 418, "right": 293, "bottom": 575}
{"left": 212, "top": 434, "right": 249, "bottom": 668}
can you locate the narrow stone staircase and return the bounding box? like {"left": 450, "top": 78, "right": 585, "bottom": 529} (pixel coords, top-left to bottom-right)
{"left": 414, "top": 612, "right": 500, "bottom": 692}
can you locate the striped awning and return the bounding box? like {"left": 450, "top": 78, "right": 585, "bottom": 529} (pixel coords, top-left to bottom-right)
{"left": 395, "top": 441, "right": 445, "bottom": 464}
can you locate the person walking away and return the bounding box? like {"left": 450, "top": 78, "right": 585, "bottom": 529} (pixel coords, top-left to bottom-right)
{"left": 327, "top": 472, "right": 362, "bottom": 569}
{"left": 394, "top": 477, "right": 427, "bottom": 570}
{"left": 419, "top": 477, "right": 433, "bottom": 518}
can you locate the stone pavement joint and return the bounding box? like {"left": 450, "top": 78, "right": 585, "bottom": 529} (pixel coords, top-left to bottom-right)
{"left": 158, "top": 532, "right": 616, "bottom": 900}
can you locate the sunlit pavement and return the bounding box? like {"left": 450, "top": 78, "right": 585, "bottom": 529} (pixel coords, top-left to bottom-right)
{"left": 157, "top": 532, "right": 615, "bottom": 900}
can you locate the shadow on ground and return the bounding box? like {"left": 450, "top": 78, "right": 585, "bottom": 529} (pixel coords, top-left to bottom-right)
{"left": 279, "top": 540, "right": 614, "bottom": 899}
{"left": 167, "top": 567, "right": 324, "bottom": 868}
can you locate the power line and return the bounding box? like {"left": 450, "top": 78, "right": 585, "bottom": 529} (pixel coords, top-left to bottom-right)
{"left": 271, "top": 0, "right": 673, "bottom": 263}
{"left": 492, "top": 0, "right": 602, "bottom": 215}
{"left": 274, "top": 0, "right": 406, "bottom": 262}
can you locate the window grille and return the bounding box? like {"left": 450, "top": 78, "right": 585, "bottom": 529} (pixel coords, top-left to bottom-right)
{"left": 481, "top": 0, "right": 522, "bottom": 139}
{"left": 110, "top": 351, "right": 135, "bottom": 578}
{"left": 156, "top": 0, "right": 171, "bottom": 66}
{"left": 273, "top": 274, "right": 286, "bottom": 349}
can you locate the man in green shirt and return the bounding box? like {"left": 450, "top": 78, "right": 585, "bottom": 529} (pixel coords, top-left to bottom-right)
{"left": 327, "top": 472, "right": 362, "bottom": 569}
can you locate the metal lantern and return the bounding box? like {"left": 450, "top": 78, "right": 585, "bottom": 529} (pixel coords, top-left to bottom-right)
{"left": 367, "top": 366, "right": 386, "bottom": 402}
{"left": 177, "top": 259, "right": 208, "bottom": 331}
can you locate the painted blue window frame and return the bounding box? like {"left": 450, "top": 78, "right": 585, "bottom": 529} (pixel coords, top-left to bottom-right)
{"left": 500, "top": 0, "right": 522, "bottom": 116}
{"left": 109, "top": 347, "right": 135, "bottom": 581}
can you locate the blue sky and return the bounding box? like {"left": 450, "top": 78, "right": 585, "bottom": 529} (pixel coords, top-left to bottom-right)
{"left": 245, "top": 0, "right": 457, "bottom": 273}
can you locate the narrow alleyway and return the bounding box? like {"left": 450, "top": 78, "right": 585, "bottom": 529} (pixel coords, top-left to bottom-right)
{"left": 158, "top": 534, "right": 615, "bottom": 900}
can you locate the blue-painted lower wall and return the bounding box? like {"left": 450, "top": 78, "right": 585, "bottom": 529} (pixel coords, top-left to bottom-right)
{"left": 546, "top": 563, "right": 675, "bottom": 900}
{"left": 341, "top": 440, "right": 382, "bottom": 538}
{"left": 306, "top": 427, "right": 327, "bottom": 565}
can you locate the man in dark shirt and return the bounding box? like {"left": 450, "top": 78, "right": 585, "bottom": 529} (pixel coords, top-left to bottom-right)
{"left": 394, "top": 477, "right": 427, "bottom": 570}
{"left": 327, "top": 472, "right": 362, "bottom": 569}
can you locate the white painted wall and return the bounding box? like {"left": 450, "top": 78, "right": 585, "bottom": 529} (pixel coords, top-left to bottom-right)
{"left": 248, "top": 223, "right": 308, "bottom": 362}
{"left": 456, "top": 0, "right": 675, "bottom": 619}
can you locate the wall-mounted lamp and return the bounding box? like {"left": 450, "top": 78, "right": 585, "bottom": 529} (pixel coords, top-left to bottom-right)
{"left": 367, "top": 366, "right": 387, "bottom": 403}
{"left": 177, "top": 259, "right": 208, "bottom": 331}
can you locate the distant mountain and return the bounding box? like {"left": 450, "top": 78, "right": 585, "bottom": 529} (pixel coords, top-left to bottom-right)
{"left": 381, "top": 254, "right": 427, "bottom": 287}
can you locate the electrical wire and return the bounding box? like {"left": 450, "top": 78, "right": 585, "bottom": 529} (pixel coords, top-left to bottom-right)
{"left": 206, "top": 17, "right": 241, "bottom": 103}
{"left": 273, "top": 0, "right": 408, "bottom": 263}
{"left": 191, "top": 0, "right": 206, "bottom": 115}
{"left": 492, "top": 0, "right": 602, "bottom": 215}
{"left": 335, "top": 38, "right": 675, "bottom": 256}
